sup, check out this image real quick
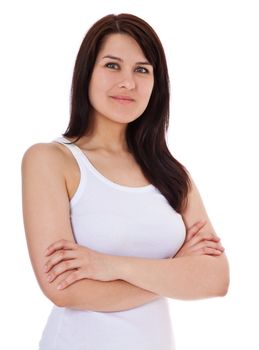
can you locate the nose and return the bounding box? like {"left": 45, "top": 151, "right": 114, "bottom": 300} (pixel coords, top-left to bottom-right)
{"left": 118, "top": 72, "right": 136, "bottom": 90}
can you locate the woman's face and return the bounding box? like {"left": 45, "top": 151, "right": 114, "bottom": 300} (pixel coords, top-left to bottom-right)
{"left": 88, "top": 33, "right": 154, "bottom": 125}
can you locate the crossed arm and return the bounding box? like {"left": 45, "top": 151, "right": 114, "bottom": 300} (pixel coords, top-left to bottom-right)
{"left": 22, "top": 143, "right": 229, "bottom": 312}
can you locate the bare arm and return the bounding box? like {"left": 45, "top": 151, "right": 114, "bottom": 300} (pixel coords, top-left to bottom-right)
{"left": 54, "top": 275, "right": 160, "bottom": 311}
{"left": 107, "top": 253, "right": 229, "bottom": 300}
{"left": 22, "top": 143, "right": 159, "bottom": 312}
{"left": 100, "top": 174, "right": 230, "bottom": 300}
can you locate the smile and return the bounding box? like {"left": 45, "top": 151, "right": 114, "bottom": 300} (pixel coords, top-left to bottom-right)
{"left": 110, "top": 96, "right": 135, "bottom": 104}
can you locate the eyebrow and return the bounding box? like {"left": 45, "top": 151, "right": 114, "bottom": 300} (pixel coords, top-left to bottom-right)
{"left": 102, "top": 55, "right": 152, "bottom": 66}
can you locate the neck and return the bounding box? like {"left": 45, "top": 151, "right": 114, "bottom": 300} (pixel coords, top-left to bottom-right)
{"left": 81, "top": 113, "right": 129, "bottom": 153}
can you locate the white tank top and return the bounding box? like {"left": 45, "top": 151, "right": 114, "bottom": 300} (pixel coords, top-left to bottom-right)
{"left": 39, "top": 136, "right": 186, "bottom": 350}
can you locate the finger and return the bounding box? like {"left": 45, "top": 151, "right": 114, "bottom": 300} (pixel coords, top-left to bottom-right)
{"left": 47, "top": 260, "right": 80, "bottom": 283}
{"left": 45, "top": 239, "right": 76, "bottom": 256}
{"left": 45, "top": 249, "right": 76, "bottom": 273}
{"left": 189, "top": 248, "right": 223, "bottom": 256}
{"left": 57, "top": 270, "right": 83, "bottom": 290}
{"left": 186, "top": 220, "right": 207, "bottom": 241}
{"left": 188, "top": 232, "right": 220, "bottom": 248}
{"left": 199, "top": 247, "right": 223, "bottom": 256}
{"left": 191, "top": 240, "right": 225, "bottom": 252}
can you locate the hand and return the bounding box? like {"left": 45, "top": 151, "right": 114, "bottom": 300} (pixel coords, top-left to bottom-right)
{"left": 44, "top": 240, "right": 117, "bottom": 290}
{"left": 174, "top": 220, "right": 225, "bottom": 258}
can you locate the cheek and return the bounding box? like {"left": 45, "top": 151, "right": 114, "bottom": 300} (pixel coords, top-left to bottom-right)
{"left": 88, "top": 77, "right": 103, "bottom": 105}
{"left": 88, "top": 76, "right": 95, "bottom": 102}
{"left": 89, "top": 75, "right": 114, "bottom": 98}
{"left": 139, "top": 80, "right": 154, "bottom": 102}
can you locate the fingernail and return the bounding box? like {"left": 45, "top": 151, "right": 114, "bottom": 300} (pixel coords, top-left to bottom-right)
{"left": 57, "top": 284, "right": 63, "bottom": 290}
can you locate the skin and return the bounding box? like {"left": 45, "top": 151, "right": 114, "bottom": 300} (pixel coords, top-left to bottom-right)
{"left": 86, "top": 33, "right": 154, "bottom": 153}
{"left": 22, "top": 33, "right": 229, "bottom": 311}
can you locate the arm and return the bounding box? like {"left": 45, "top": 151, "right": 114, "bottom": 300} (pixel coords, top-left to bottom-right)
{"left": 105, "top": 175, "right": 230, "bottom": 300}
{"left": 108, "top": 253, "right": 229, "bottom": 300}
{"left": 21, "top": 143, "right": 159, "bottom": 312}
{"left": 56, "top": 277, "right": 160, "bottom": 311}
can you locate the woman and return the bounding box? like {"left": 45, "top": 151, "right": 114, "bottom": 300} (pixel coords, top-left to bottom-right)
{"left": 22, "top": 13, "right": 229, "bottom": 350}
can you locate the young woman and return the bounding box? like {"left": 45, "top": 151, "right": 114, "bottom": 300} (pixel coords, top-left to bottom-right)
{"left": 22, "top": 13, "right": 229, "bottom": 350}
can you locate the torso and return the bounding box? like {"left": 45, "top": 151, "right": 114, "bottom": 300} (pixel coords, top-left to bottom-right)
{"left": 53, "top": 139, "right": 151, "bottom": 201}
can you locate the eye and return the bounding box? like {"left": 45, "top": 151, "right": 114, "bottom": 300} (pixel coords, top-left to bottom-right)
{"left": 105, "top": 62, "right": 119, "bottom": 69}
{"left": 135, "top": 66, "right": 149, "bottom": 74}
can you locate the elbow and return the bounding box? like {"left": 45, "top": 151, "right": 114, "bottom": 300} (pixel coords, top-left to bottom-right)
{"left": 37, "top": 272, "right": 72, "bottom": 308}
{"left": 41, "top": 288, "right": 69, "bottom": 308}
{"left": 217, "top": 279, "right": 229, "bottom": 297}
{"left": 51, "top": 291, "right": 72, "bottom": 308}
{"left": 203, "top": 254, "right": 230, "bottom": 298}
{"left": 218, "top": 273, "right": 230, "bottom": 297}
{"left": 215, "top": 255, "right": 230, "bottom": 297}
{"left": 52, "top": 295, "right": 68, "bottom": 308}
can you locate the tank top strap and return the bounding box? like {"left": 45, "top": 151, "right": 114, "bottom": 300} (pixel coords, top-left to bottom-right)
{"left": 53, "top": 136, "right": 88, "bottom": 168}
{"left": 53, "top": 136, "right": 88, "bottom": 206}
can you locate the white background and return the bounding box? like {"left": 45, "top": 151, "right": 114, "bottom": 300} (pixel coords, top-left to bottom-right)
{"left": 1, "top": 0, "right": 258, "bottom": 349}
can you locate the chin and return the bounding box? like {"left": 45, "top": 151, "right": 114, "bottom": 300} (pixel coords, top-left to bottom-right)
{"left": 106, "top": 111, "right": 142, "bottom": 124}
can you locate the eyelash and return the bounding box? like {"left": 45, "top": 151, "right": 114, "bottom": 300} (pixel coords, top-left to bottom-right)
{"left": 105, "top": 62, "right": 149, "bottom": 74}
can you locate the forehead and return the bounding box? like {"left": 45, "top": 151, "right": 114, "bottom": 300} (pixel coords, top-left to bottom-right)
{"left": 97, "top": 33, "right": 147, "bottom": 61}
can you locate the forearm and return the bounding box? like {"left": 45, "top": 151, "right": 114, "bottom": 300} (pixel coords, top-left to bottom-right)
{"left": 50, "top": 271, "right": 160, "bottom": 312}
{"left": 113, "top": 254, "right": 230, "bottom": 300}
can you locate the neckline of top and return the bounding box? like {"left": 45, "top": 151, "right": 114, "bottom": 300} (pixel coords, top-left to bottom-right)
{"left": 57, "top": 136, "right": 156, "bottom": 193}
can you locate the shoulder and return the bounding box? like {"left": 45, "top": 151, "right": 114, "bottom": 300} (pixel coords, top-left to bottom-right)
{"left": 22, "top": 141, "right": 66, "bottom": 164}
{"left": 21, "top": 141, "right": 80, "bottom": 200}
{"left": 21, "top": 141, "right": 71, "bottom": 175}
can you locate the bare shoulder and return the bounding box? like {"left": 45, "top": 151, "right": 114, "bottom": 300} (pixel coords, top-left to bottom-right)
{"left": 21, "top": 141, "right": 67, "bottom": 170}
{"left": 21, "top": 141, "right": 75, "bottom": 180}
{"left": 21, "top": 141, "right": 80, "bottom": 201}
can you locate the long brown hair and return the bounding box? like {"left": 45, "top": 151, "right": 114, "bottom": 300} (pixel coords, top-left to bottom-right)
{"left": 63, "top": 13, "right": 191, "bottom": 213}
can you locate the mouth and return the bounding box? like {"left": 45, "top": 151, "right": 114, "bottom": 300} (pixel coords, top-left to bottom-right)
{"left": 110, "top": 95, "right": 135, "bottom": 103}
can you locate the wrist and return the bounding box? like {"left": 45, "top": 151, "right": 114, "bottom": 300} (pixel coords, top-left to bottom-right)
{"left": 105, "top": 254, "right": 130, "bottom": 280}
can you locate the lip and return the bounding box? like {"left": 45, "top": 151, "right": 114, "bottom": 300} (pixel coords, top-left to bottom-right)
{"left": 111, "top": 95, "right": 135, "bottom": 101}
